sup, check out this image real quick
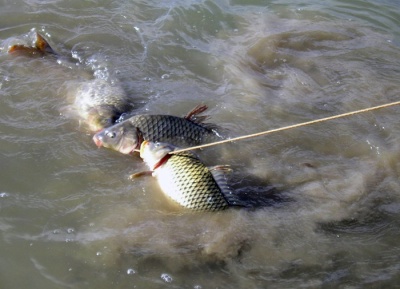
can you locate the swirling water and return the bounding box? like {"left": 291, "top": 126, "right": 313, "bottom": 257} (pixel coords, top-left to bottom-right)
{"left": 1, "top": 0, "right": 400, "bottom": 288}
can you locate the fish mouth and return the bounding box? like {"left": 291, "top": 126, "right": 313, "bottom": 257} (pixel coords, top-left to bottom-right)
{"left": 92, "top": 135, "right": 103, "bottom": 147}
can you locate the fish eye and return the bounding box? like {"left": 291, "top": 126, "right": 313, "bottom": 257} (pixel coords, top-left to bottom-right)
{"left": 106, "top": 131, "right": 116, "bottom": 139}
{"left": 101, "top": 117, "right": 112, "bottom": 125}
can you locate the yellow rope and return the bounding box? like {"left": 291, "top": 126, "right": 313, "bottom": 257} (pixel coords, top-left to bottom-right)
{"left": 171, "top": 100, "right": 400, "bottom": 154}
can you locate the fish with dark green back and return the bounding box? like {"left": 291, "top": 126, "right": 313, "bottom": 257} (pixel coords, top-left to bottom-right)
{"left": 8, "top": 31, "right": 132, "bottom": 132}
{"left": 93, "top": 104, "right": 222, "bottom": 154}
{"left": 132, "top": 140, "right": 231, "bottom": 211}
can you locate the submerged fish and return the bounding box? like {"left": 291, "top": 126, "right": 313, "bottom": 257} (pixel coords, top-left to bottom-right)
{"left": 8, "top": 32, "right": 131, "bottom": 132}
{"left": 93, "top": 104, "right": 221, "bottom": 154}
{"left": 66, "top": 78, "right": 132, "bottom": 131}
{"left": 133, "top": 141, "right": 231, "bottom": 211}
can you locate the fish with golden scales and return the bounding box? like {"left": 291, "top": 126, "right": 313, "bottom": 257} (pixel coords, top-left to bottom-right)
{"left": 132, "top": 140, "right": 231, "bottom": 211}
{"left": 7, "top": 32, "right": 132, "bottom": 132}
{"left": 93, "top": 104, "right": 222, "bottom": 154}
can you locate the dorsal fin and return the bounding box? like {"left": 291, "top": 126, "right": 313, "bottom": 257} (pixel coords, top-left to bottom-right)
{"left": 184, "top": 104, "right": 209, "bottom": 123}
{"left": 183, "top": 104, "right": 222, "bottom": 132}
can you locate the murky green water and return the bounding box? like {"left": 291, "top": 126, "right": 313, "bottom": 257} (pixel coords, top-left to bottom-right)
{"left": 1, "top": 0, "right": 400, "bottom": 288}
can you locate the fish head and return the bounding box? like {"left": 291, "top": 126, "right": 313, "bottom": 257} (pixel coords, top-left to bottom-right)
{"left": 140, "top": 141, "right": 175, "bottom": 169}
{"left": 92, "top": 121, "right": 140, "bottom": 154}
{"left": 86, "top": 105, "right": 119, "bottom": 132}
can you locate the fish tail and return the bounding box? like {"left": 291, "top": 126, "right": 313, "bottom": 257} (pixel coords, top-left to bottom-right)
{"left": 8, "top": 32, "right": 57, "bottom": 56}
{"left": 8, "top": 44, "right": 34, "bottom": 55}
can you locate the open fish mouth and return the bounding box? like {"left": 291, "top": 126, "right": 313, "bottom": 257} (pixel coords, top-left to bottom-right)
{"left": 93, "top": 135, "right": 103, "bottom": 148}
{"left": 92, "top": 135, "right": 103, "bottom": 147}
{"left": 139, "top": 140, "right": 149, "bottom": 155}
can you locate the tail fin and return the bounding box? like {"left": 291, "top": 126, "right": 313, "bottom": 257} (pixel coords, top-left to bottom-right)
{"left": 8, "top": 32, "right": 57, "bottom": 57}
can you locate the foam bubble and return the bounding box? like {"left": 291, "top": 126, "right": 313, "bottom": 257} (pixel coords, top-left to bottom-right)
{"left": 127, "top": 268, "right": 136, "bottom": 275}
{"left": 161, "top": 273, "right": 173, "bottom": 283}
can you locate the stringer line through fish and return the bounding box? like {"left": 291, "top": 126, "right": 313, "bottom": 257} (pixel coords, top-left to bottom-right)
{"left": 171, "top": 100, "right": 400, "bottom": 154}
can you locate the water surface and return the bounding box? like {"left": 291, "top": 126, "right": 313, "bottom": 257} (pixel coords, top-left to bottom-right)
{"left": 1, "top": 0, "right": 400, "bottom": 288}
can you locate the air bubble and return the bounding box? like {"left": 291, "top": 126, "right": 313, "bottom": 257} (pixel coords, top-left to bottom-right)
{"left": 161, "top": 74, "right": 170, "bottom": 79}
{"left": 127, "top": 268, "right": 136, "bottom": 275}
{"left": 96, "top": 252, "right": 102, "bottom": 256}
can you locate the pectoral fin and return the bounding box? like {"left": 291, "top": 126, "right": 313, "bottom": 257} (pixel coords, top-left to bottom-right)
{"left": 208, "top": 165, "right": 232, "bottom": 173}
{"left": 129, "top": 171, "right": 153, "bottom": 180}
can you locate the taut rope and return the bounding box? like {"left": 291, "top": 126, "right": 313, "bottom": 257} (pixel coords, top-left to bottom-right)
{"left": 171, "top": 100, "right": 400, "bottom": 154}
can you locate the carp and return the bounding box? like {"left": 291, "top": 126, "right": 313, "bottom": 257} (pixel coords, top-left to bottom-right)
{"left": 133, "top": 141, "right": 231, "bottom": 211}
{"left": 93, "top": 104, "right": 221, "bottom": 154}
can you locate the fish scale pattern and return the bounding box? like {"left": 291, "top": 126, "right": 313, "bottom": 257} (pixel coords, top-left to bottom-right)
{"left": 157, "top": 152, "right": 229, "bottom": 211}
{"left": 130, "top": 115, "right": 212, "bottom": 146}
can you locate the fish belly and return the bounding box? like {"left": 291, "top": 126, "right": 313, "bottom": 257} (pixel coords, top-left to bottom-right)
{"left": 154, "top": 161, "right": 228, "bottom": 211}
